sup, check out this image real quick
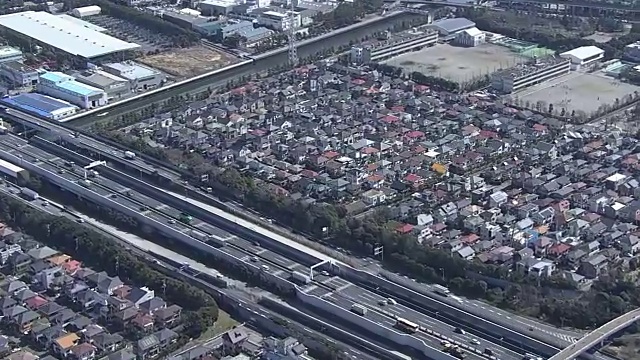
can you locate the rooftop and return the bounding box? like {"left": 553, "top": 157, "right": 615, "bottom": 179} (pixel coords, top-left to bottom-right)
{"left": 560, "top": 45, "right": 604, "bottom": 61}
{"left": 104, "top": 61, "right": 159, "bottom": 80}
{"left": 75, "top": 69, "right": 128, "bottom": 88}
{"left": 0, "top": 11, "right": 140, "bottom": 59}
{"left": 0, "top": 46, "right": 21, "bottom": 59}
{"left": 0, "top": 93, "right": 78, "bottom": 118}
{"left": 56, "top": 14, "right": 107, "bottom": 33}
{"left": 431, "top": 17, "right": 475, "bottom": 34}
{"left": 492, "top": 56, "right": 569, "bottom": 80}
{"left": 0, "top": 158, "right": 25, "bottom": 174}
{"left": 40, "top": 72, "right": 104, "bottom": 97}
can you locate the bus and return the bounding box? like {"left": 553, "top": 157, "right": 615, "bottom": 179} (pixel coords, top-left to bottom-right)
{"left": 179, "top": 212, "right": 193, "bottom": 224}
{"left": 395, "top": 317, "right": 419, "bottom": 333}
{"left": 433, "top": 284, "right": 450, "bottom": 297}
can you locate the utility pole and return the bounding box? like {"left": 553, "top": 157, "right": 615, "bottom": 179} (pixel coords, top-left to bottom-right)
{"left": 286, "top": 0, "right": 298, "bottom": 67}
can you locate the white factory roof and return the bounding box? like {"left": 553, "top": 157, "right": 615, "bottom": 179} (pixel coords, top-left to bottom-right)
{"left": 0, "top": 11, "right": 140, "bottom": 59}
{"left": 560, "top": 45, "right": 604, "bottom": 61}
{"left": 56, "top": 14, "right": 107, "bottom": 32}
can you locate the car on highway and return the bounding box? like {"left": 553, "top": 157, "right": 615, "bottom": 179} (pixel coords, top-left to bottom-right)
{"left": 378, "top": 299, "right": 387, "bottom": 306}
{"left": 470, "top": 338, "right": 480, "bottom": 345}
{"left": 387, "top": 298, "right": 397, "bottom": 305}
{"left": 250, "top": 256, "right": 258, "bottom": 262}
{"left": 168, "top": 219, "right": 176, "bottom": 224}
{"left": 440, "top": 340, "right": 450, "bottom": 346}
{"left": 321, "top": 270, "right": 330, "bottom": 276}
{"left": 483, "top": 348, "right": 494, "bottom": 356}
{"left": 454, "top": 327, "right": 465, "bottom": 335}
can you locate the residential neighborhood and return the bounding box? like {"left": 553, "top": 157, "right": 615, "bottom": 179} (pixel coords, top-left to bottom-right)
{"left": 120, "top": 61, "right": 640, "bottom": 290}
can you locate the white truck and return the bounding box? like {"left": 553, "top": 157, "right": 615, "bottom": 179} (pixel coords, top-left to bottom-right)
{"left": 291, "top": 271, "right": 310, "bottom": 284}
{"left": 351, "top": 303, "right": 368, "bottom": 316}
{"left": 124, "top": 151, "right": 136, "bottom": 160}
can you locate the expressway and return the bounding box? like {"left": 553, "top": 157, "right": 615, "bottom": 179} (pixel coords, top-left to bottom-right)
{"left": 0, "top": 185, "right": 382, "bottom": 360}
{"left": 2, "top": 108, "right": 600, "bottom": 359}
{"left": 0, "top": 133, "right": 525, "bottom": 360}
{"left": 548, "top": 309, "right": 640, "bottom": 360}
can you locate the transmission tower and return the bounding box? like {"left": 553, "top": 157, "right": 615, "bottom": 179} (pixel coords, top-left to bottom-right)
{"left": 286, "top": 0, "right": 298, "bottom": 66}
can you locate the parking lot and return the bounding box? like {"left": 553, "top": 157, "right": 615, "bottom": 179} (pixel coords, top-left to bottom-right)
{"left": 84, "top": 14, "right": 173, "bottom": 54}
{"left": 515, "top": 70, "right": 640, "bottom": 116}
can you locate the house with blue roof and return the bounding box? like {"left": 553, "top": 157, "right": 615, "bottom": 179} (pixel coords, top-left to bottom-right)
{"left": 36, "top": 71, "right": 107, "bottom": 109}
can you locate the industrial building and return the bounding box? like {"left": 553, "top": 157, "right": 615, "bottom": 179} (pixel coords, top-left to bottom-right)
{"left": 560, "top": 46, "right": 604, "bottom": 70}
{"left": 219, "top": 21, "right": 274, "bottom": 43}
{"left": 258, "top": 10, "right": 301, "bottom": 31}
{"left": 71, "top": 5, "right": 101, "bottom": 18}
{"left": 350, "top": 30, "right": 439, "bottom": 64}
{"left": 102, "top": 61, "right": 166, "bottom": 92}
{"left": 491, "top": 56, "right": 571, "bottom": 93}
{"left": 0, "top": 61, "right": 39, "bottom": 88}
{"left": 37, "top": 71, "right": 107, "bottom": 109}
{"left": 0, "top": 11, "right": 140, "bottom": 61}
{"left": 73, "top": 69, "right": 130, "bottom": 101}
{"left": 0, "top": 46, "right": 22, "bottom": 64}
{"left": 56, "top": 14, "right": 108, "bottom": 33}
{"left": 200, "top": 0, "right": 237, "bottom": 15}
{"left": 0, "top": 93, "right": 78, "bottom": 120}
{"left": 429, "top": 17, "right": 475, "bottom": 37}
{"left": 455, "top": 27, "right": 485, "bottom": 47}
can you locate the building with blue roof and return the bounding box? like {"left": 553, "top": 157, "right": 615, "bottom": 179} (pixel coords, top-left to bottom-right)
{"left": 37, "top": 71, "right": 107, "bottom": 109}
{"left": 0, "top": 93, "right": 78, "bottom": 120}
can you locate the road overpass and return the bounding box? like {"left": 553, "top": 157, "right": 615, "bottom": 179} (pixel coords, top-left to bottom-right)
{"left": 549, "top": 309, "right": 640, "bottom": 360}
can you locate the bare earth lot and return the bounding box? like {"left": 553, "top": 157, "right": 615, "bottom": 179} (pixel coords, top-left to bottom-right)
{"left": 515, "top": 71, "right": 640, "bottom": 115}
{"left": 139, "top": 46, "right": 237, "bottom": 78}
{"left": 385, "top": 43, "right": 526, "bottom": 83}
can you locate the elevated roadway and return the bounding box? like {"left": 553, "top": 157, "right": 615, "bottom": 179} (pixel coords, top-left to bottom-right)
{"left": 0, "top": 134, "right": 522, "bottom": 360}
{"left": 1, "top": 107, "right": 591, "bottom": 360}
{"left": 549, "top": 309, "right": 640, "bottom": 360}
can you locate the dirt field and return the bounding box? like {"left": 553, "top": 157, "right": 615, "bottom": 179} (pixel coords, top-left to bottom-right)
{"left": 515, "top": 70, "right": 640, "bottom": 115}
{"left": 385, "top": 43, "right": 526, "bottom": 84}
{"left": 138, "top": 46, "right": 237, "bottom": 78}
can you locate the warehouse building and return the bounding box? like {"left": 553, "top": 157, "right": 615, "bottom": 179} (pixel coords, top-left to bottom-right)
{"left": 0, "top": 46, "right": 22, "bottom": 64}
{"left": 0, "top": 11, "right": 140, "bottom": 62}
{"left": 37, "top": 71, "right": 107, "bottom": 109}
{"left": 56, "top": 14, "right": 107, "bottom": 33}
{"left": 351, "top": 30, "right": 439, "bottom": 64}
{"left": 491, "top": 56, "right": 571, "bottom": 94}
{"left": 71, "top": 5, "right": 101, "bottom": 18}
{"left": 429, "top": 17, "right": 475, "bottom": 37}
{"left": 0, "top": 61, "right": 39, "bottom": 88}
{"left": 102, "top": 61, "right": 166, "bottom": 92}
{"left": 455, "top": 27, "right": 485, "bottom": 47}
{"left": 73, "top": 69, "right": 130, "bottom": 101}
{"left": 0, "top": 93, "right": 79, "bottom": 120}
{"left": 560, "top": 46, "right": 604, "bottom": 70}
{"left": 200, "top": 0, "right": 236, "bottom": 15}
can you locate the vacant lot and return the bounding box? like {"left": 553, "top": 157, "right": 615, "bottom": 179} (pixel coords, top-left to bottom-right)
{"left": 385, "top": 43, "right": 526, "bottom": 83}
{"left": 515, "top": 71, "right": 640, "bottom": 115}
{"left": 139, "top": 46, "right": 237, "bottom": 78}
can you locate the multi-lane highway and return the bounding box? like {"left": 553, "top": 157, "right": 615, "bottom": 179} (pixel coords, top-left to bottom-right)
{"left": 0, "top": 132, "right": 526, "bottom": 360}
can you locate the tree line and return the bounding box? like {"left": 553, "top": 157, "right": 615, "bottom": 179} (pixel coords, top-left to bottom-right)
{"left": 0, "top": 185, "right": 219, "bottom": 338}
{"left": 93, "top": 121, "right": 640, "bottom": 330}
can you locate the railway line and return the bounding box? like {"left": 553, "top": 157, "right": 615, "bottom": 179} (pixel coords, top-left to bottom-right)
{"left": 0, "top": 131, "right": 528, "bottom": 360}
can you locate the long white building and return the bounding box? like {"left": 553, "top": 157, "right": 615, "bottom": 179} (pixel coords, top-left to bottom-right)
{"left": 37, "top": 72, "right": 107, "bottom": 109}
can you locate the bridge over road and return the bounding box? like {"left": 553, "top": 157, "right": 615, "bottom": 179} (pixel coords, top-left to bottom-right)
{"left": 549, "top": 309, "right": 640, "bottom": 360}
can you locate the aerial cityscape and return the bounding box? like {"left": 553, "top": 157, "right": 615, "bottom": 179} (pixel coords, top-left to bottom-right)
{"left": 0, "top": 0, "right": 637, "bottom": 359}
